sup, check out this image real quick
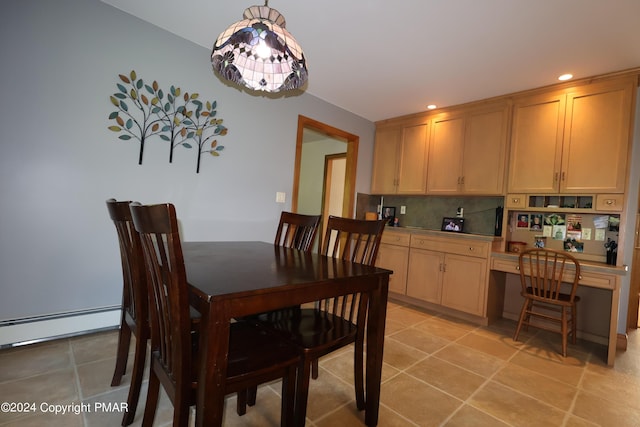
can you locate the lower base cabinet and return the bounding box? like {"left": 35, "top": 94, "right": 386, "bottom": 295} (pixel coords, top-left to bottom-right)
{"left": 376, "top": 231, "right": 410, "bottom": 295}
{"left": 407, "top": 249, "right": 487, "bottom": 316}
{"left": 382, "top": 231, "right": 494, "bottom": 320}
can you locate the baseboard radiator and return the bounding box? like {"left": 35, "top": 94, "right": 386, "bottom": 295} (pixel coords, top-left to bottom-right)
{"left": 0, "top": 306, "right": 121, "bottom": 348}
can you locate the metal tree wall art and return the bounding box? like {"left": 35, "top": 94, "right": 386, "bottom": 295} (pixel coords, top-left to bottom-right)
{"left": 108, "top": 70, "right": 227, "bottom": 173}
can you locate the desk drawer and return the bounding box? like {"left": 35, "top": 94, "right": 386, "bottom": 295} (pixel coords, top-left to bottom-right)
{"left": 491, "top": 257, "right": 616, "bottom": 290}
{"left": 411, "top": 235, "right": 489, "bottom": 258}
{"left": 595, "top": 194, "right": 624, "bottom": 212}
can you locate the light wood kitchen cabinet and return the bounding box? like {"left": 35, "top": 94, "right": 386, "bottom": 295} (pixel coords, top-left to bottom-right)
{"left": 508, "top": 77, "right": 635, "bottom": 194}
{"left": 406, "top": 248, "right": 443, "bottom": 303}
{"left": 371, "top": 122, "right": 429, "bottom": 194}
{"left": 427, "top": 103, "right": 509, "bottom": 195}
{"left": 376, "top": 231, "right": 410, "bottom": 295}
{"left": 407, "top": 234, "right": 490, "bottom": 317}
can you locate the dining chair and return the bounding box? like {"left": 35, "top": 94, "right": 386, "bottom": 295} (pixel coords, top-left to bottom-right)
{"left": 274, "top": 211, "right": 321, "bottom": 251}
{"left": 255, "top": 215, "right": 386, "bottom": 425}
{"left": 129, "top": 202, "right": 300, "bottom": 427}
{"left": 106, "top": 198, "right": 149, "bottom": 426}
{"left": 513, "top": 248, "right": 581, "bottom": 357}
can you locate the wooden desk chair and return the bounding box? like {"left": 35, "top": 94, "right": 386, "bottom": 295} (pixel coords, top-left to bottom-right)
{"left": 255, "top": 216, "right": 386, "bottom": 425}
{"left": 513, "top": 248, "right": 581, "bottom": 357}
{"left": 274, "top": 211, "right": 321, "bottom": 251}
{"left": 129, "top": 202, "right": 300, "bottom": 427}
{"left": 106, "top": 198, "right": 149, "bottom": 426}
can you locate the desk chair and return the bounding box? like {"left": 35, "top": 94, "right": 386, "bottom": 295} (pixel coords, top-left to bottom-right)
{"left": 129, "top": 202, "right": 300, "bottom": 427}
{"left": 255, "top": 215, "right": 386, "bottom": 425}
{"left": 513, "top": 248, "right": 581, "bottom": 357}
{"left": 106, "top": 198, "right": 149, "bottom": 426}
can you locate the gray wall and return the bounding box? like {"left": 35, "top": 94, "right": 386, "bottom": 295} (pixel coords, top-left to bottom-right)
{"left": 0, "top": 0, "right": 375, "bottom": 321}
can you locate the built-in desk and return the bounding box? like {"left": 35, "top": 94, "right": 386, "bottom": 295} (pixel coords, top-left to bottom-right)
{"left": 489, "top": 251, "right": 626, "bottom": 366}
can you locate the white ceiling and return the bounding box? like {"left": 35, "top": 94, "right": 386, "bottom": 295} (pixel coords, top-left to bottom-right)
{"left": 101, "top": 0, "right": 640, "bottom": 122}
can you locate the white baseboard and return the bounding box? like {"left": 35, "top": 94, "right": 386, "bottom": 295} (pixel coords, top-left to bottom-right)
{"left": 0, "top": 307, "right": 121, "bottom": 348}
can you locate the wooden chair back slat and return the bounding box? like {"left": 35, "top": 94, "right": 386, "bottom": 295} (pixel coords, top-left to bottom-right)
{"left": 275, "top": 211, "right": 321, "bottom": 251}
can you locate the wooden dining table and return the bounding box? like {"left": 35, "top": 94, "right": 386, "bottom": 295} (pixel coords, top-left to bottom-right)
{"left": 183, "top": 241, "right": 391, "bottom": 426}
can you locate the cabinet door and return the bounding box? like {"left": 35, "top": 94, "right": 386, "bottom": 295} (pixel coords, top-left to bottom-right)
{"left": 440, "top": 254, "right": 487, "bottom": 316}
{"left": 462, "top": 105, "right": 509, "bottom": 195}
{"left": 427, "top": 115, "right": 465, "bottom": 194}
{"left": 371, "top": 127, "right": 401, "bottom": 194}
{"left": 508, "top": 92, "right": 565, "bottom": 193}
{"left": 407, "top": 248, "right": 443, "bottom": 304}
{"left": 376, "top": 243, "right": 409, "bottom": 295}
{"left": 397, "top": 123, "right": 429, "bottom": 194}
{"left": 561, "top": 80, "right": 633, "bottom": 194}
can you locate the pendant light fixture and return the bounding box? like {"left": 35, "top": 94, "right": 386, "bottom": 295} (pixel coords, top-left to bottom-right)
{"left": 211, "top": 1, "right": 308, "bottom": 93}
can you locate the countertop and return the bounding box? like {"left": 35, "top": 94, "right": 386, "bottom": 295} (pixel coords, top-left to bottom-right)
{"left": 383, "top": 225, "right": 626, "bottom": 275}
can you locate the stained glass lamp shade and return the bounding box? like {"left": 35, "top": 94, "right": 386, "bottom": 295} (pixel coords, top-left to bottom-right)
{"left": 211, "top": 3, "right": 308, "bottom": 92}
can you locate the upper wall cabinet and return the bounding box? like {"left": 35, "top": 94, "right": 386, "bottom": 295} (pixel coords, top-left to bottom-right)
{"left": 371, "top": 121, "right": 430, "bottom": 195}
{"left": 508, "top": 77, "right": 636, "bottom": 194}
{"left": 427, "top": 103, "right": 510, "bottom": 195}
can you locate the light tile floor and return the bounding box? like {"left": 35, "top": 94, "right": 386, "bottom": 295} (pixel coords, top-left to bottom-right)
{"left": 1, "top": 301, "right": 640, "bottom": 426}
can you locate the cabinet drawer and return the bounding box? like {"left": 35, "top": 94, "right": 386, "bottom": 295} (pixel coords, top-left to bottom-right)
{"left": 595, "top": 194, "right": 624, "bottom": 212}
{"left": 381, "top": 231, "right": 411, "bottom": 246}
{"left": 506, "top": 194, "right": 526, "bottom": 209}
{"left": 410, "top": 235, "right": 489, "bottom": 258}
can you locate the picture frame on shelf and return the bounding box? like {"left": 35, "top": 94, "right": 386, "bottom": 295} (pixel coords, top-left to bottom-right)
{"left": 382, "top": 206, "right": 396, "bottom": 225}
{"left": 441, "top": 217, "right": 465, "bottom": 233}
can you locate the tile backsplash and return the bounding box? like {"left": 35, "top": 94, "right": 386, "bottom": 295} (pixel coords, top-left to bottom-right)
{"left": 356, "top": 193, "right": 503, "bottom": 236}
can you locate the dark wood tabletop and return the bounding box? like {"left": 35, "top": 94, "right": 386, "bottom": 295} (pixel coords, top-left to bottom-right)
{"left": 182, "top": 241, "right": 390, "bottom": 426}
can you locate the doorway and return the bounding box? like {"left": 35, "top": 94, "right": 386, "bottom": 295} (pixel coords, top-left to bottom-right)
{"left": 321, "top": 153, "right": 347, "bottom": 249}
{"left": 292, "top": 115, "right": 359, "bottom": 237}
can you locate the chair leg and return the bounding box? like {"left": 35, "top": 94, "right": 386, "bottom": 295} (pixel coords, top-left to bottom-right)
{"left": 311, "top": 358, "right": 319, "bottom": 379}
{"left": 280, "top": 365, "right": 297, "bottom": 427}
{"left": 561, "top": 307, "right": 568, "bottom": 357}
{"left": 236, "top": 391, "right": 247, "bottom": 416}
{"left": 354, "top": 338, "right": 365, "bottom": 411}
{"left": 121, "top": 330, "right": 148, "bottom": 426}
{"left": 141, "top": 370, "right": 160, "bottom": 427}
{"left": 293, "top": 359, "right": 312, "bottom": 427}
{"left": 571, "top": 302, "right": 578, "bottom": 345}
{"left": 172, "top": 393, "right": 191, "bottom": 427}
{"left": 513, "top": 299, "right": 529, "bottom": 341}
{"left": 248, "top": 386, "right": 257, "bottom": 406}
{"left": 111, "top": 319, "right": 132, "bottom": 386}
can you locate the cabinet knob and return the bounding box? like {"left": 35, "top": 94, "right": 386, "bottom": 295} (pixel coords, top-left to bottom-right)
{"left": 515, "top": 265, "right": 520, "bottom": 271}
{"left": 469, "top": 247, "right": 475, "bottom": 251}
{"left": 606, "top": 199, "right": 614, "bottom": 205}
{"left": 512, "top": 198, "right": 520, "bottom": 203}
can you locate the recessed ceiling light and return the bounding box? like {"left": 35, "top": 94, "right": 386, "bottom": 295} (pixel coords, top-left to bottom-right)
{"left": 427, "top": 104, "right": 437, "bottom": 110}
{"left": 558, "top": 73, "right": 573, "bottom": 81}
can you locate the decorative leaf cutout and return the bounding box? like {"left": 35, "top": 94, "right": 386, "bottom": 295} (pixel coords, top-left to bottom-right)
{"left": 108, "top": 111, "right": 118, "bottom": 119}
{"left": 108, "top": 126, "right": 121, "bottom": 132}
{"left": 119, "top": 135, "right": 131, "bottom": 140}
{"left": 183, "top": 143, "right": 192, "bottom": 149}
{"left": 130, "top": 70, "right": 136, "bottom": 81}
{"left": 119, "top": 74, "right": 130, "bottom": 84}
